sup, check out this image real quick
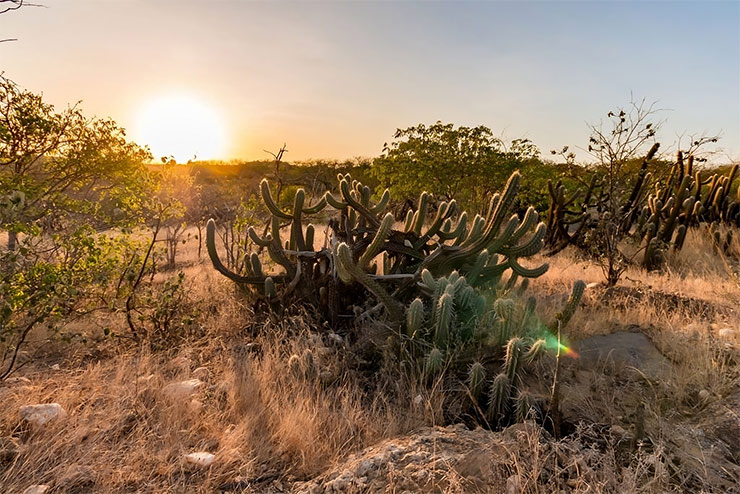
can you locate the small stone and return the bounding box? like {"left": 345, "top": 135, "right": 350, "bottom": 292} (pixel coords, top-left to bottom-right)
{"left": 22, "top": 486, "right": 50, "bottom": 494}
{"left": 184, "top": 452, "right": 215, "bottom": 468}
{"left": 4, "top": 376, "right": 31, "bottom": 385}
{"left": 699, "top": 389, "right": 711, "bottom": 401}
{"left": 163, "top": 379, "right": 202, "bottom": 400}
{"left": 413, "top": 394, "right": 423, "bottom": 406}
{"left": 586, "top": 282, "right": 600, "bottom": 289}
{"left": 718, "top": 328, "right": 735, "bottom": 340}
{"left": 611, "top": 424, "right": 628, "bottom": 437}
{"left": 188, "top": 399, "right": 203, "bottom": 412}
{"left": 192, "top": 367, "right": 209, "bottom": 380}
{"left": 328, "top": 333, "right": 344, "bottom": 345}
{"left": 505, "top": 475, "right": 521, "bottom": 494}
{"left": 58, "top": 464, "right": 95, "bottom": 490}
{"left": 20, "top": 403, "right": 67, "bottom": 427}
{"left": 50, "top": 364, "right": 60, "bottom": 371}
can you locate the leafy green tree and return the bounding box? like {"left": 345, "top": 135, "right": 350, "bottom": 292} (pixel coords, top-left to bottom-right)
{"left": 372, "top": 122, "right": 541, "bottom": 212}
{"left": 0, "top": 75, "right": 153, "bottom": 250}
{"left": 0, "top": 226, "right": 136, "bottom": 378}
{"left": 0, "top": 76, "right": 155, "bottom": 377}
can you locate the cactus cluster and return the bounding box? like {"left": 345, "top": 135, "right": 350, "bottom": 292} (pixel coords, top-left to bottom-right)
{"left": 397, "top": 267, "right": 586, "bottom": 428}
{"left": 206, "top": 171, "right": 548, "bottom": 326}
{"left": 206, "top": 170, "right": 588, "bottom": 429}
{"left": 638, "top": 158, "right": 739, "bottom": 269}
{"left": 546, "top": 144, "right": 739, "bottom": 270}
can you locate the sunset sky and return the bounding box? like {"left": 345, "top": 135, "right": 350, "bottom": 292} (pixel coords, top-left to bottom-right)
{"left": 1, "top": 0, "right": 738, "bottom": 163}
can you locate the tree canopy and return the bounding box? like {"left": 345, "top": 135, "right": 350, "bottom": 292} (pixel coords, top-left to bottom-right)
{"left": 372, "top": 121, "right": 541, "bottom": 212}
{"left": 0, "top": 75, "right": 153, "bottom": 246}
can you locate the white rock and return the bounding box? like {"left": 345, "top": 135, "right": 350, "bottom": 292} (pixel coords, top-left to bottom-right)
{"left": 188, "top": 399, "right": 203, "bottom": 412}
{"left": 191, "top": 367, "right": 209, "bottom": 380}
{"left": 586, "top": 282, "right": 600, "bottom": 289}
{"left": 4, "top": 376, "right": 31, "bottom": 385}
{"left": 22, "top": 486, "right": 50, "bottom": 494}
{"left": 413, "top": 394, "right": 423, "bottom": 406}
{"left": 718, "top": 328, "right": 735, "bottom": 340}
{"left": 505, "top": 475, "right": 521, "bottom": 494}
{"left": 163, "top": 379, "right": 202, "bottom": 400}
{"left": 699, "top": 389, "right": 711, "bottom": 401}
{"left": 19, "top": 403, "right": 66, "bottom": 427}
{"left": 611, "top": 424, "right": 628, "bottom": 438}
{"left": 50, "top": 364, "right": 60, "bottom": 371}
{"left": 184, "top": 451, "right": 215, "bottom": 468}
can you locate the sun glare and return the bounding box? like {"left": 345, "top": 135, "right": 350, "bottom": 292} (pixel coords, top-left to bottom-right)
{"left": 134, "top": 94, "right": 226, "bottom": 163}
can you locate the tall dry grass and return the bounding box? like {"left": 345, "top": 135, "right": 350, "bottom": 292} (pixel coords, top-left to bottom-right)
{"left": 1, "top": 226, "right": 739, "bottom": 492}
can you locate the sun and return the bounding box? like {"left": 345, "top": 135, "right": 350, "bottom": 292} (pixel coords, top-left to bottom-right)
{"left": 134, "top": 94, "right": 226, "bottom": 163}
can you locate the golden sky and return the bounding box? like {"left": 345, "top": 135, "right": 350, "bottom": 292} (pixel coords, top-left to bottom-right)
{"left": 2, "top": 1, "right": 738, "bottom": 163}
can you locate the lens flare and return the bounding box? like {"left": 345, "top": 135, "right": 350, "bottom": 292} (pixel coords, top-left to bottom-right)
{"left": 542, "top": 332, "right": 579, "bottom": 359}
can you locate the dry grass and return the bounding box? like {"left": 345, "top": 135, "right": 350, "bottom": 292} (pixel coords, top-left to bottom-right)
{"left": 1, "top": 228, "right": 739, "bottom": 493}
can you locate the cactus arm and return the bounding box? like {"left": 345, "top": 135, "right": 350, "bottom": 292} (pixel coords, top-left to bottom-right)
{"left": 463, "top": 249, "right": 489, "bottom": 284}
{"left": 290, "top": 189, "right": 306, "bottom": 251}
{"left": 325, "top": 190, "right": 348, "bottom": 210}
{"left": 507, "top": 207, "right": 539, "bottom": 245}
{"left": 263, "top": 277, "right": 275, "bottom": 298}
{"left": 411, "top": 192, "right": 430, "bottom": 236}
{"left": 500, "top": 223, "right": 547, "bottom": 257}
{"left": 553, "top": 280, "right": 585, "bottom": 330}
{"left": 336, "top": 242, "right": 403, "bottom": 322}
{"left": 266, "top": 236, "right": 297, "bottom": 279}
{"left": 415, "top": 200, "right": 457, "bottom": 249}
{"left": 508, "top": 257, "right": 549, "bottom": 278}
{"left": 477, "top": 260, "right": 509, "bottom": 284}
{"left": 419, "top": 268, "right": 438, "bottom": 292}
{"left": 487, "top": 373, "right": 511, "bottom": 426}
{"left": 369, "top": 188, "right": 391, "bottom": 214}
{"left": 248, "top": 226, "right": 273, "bottom": 248}
{"left": 305, "top": 224, "right": 315, "bottom": 251}
{"left": 433, "top": 290, "right": 454, "bottom": 347}
{"left": 406, "top": 298, "right": 425, "bottom": 337}
{"left": 437, "top": 211, "right": 467, "bottom": 244}
{"left": 476, "top": 172, "right": 521, "bottom": 250}
{"left": 339, "top": 179, "right": 381, "bottom": 228}
{"left": 459, "top": 214, "right": 485, "bottom": 248}
{"left": 206, "top": 219, "right": 284, "bottom": 285}
{"left": 481, "top": 215, "right": 521, "bottom": 255}
{"left": 403, "top": 209, "right": 415, "bottom": 232}
{"left": 359, "top": 212, "right": 394, "bottom": 268}
{"left": 279, "top": 258, "right": 303, "bottom": 299}
{"left": 260, "top": 179, "right": 292, "bottom": 220}
{"left": 302, "top": 197, "right": 328, "bottom": 215}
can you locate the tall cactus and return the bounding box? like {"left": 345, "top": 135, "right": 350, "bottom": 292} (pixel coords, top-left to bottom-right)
{"left": 545, "top": 142, "right": 739, "bottom": 271}
{"left": 206, "top": 171, "right": 549, "bottom": 326}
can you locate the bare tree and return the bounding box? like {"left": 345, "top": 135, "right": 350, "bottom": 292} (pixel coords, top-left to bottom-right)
{"left": 265, "top": 143, "right": 288, "bottom": 204}
{"left": 586, "top": 99, "right": 662, "bottom": 286}
{"left": 1, "top": 0, "right": 44, "bottom": 42}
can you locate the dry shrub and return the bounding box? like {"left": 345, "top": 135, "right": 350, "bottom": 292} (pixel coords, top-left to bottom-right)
{"left": 0, "top": 295, "right": 436, "bottom": 492}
